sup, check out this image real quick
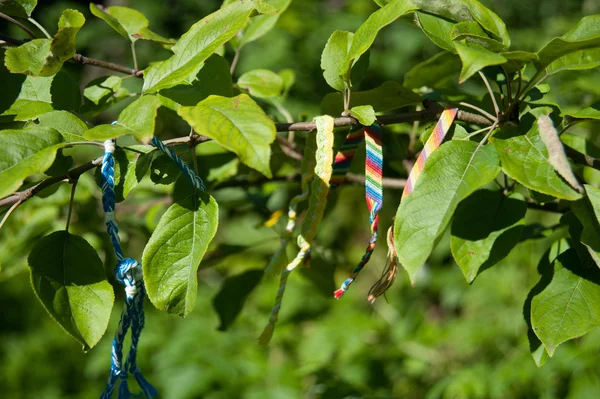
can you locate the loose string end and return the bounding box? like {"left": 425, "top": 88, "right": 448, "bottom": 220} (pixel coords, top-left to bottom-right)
{"left": 258, "top": 322, "right": 275, "bottom": 347}
{"left": 133, "top": 369, "right": 158, "bottom": 398}
{"left": 117, "top": 377, "right": 131, "bottom": 399}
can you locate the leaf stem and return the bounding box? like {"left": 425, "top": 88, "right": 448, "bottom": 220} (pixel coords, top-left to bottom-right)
{"left": 131, "top": 41, "right": 139, "bottom": 72}
{"left": 461, "top": 126, "right": 493, "bottom": 140}
{"left": 0, "top": 11, "right": 36, "bottom": 39}
{"left": 0, "top": 199, "right": 22, "bottom": 231}
{"left": 65, "top": 177, "right": 78, "bottom": 233}
{"left": 230, "top": 46, "right": 242, "bottom": 74}
{"left": 478, "top": 71, "right": 500, "bottom": 117}
{"left": 27, "top": 17, "right": 51, "bottom": 38}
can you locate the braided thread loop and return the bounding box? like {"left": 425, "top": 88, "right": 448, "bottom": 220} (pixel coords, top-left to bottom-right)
{"left": 100, "top": 139, "right": 156, "bottom": 399}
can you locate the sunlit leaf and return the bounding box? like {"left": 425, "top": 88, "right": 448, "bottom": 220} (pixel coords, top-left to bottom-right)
{"left": 178, "top": 94, "right": 276, "bottom": 178}
{"left": 90, "top": 4, "right": 174, "bottom": 45}
{"left": 0, "top": 0, "right": 36, "bottom": 17}
{"left": 490, "top": 112, "right": 582, "bottom": 200}
{"left": 37, "top": 111, "right": 87, "bottom": 142}
{"left": 238, "top": 69, "right": 284, "bottom": 99}
{"left": 454, "top": 41, "right": 507, "bottom": 83}
{"left": 84, "top": 95, "right": 162, "bottom": 143}
{"left": 28, "top": 231, "right": 114, "bottom": 351}
{"left": 321, "top": 30, "right": 354, "bottom": 92}
{"left": 142, "top": 189, "right": 218, "bottom": 317}
{"left": 536, "top": 15, "right": 600, "bottom": 75}
{"left": 0, "top": 127, "right": 64, "bottom": 198}
{"left": 142, "top": 1, "right": 258, "bottom": 93}
{"left": 349, "top": 105, "right": 376, "bottom": 126}
{"left": 394, "top": 141, "right": 501, "bottom": 284}
{"left": 4, "top": 9, "right": 85, "bottom": 76}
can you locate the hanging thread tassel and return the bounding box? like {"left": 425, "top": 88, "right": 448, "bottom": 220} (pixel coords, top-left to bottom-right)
{"left": 100, "top": 140, "right": 156, "bottom": 399}
{"left": 259, "top": 116, "right": 335, "bottom": 346}
{"left": 367, "top": 224, "right": 398, "bottom": 303}
{"left": 334, "top": 123, "right": 383, "bottom": 298}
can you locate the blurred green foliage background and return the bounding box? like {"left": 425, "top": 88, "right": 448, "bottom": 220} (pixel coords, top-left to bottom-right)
{"left": 1, "top": 0, "right": 600, "bottom": 398}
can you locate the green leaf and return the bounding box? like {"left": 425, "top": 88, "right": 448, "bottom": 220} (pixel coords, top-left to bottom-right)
{"left": 344, "top": 0, "right": 418, "bottom": 76}
{"left": 349, "top": 105, "right": 376, "bottom": 126}
{"left": 142, "top": 1, "right": 258, "bottom": 93}
{"left": 158, "top": 54, "right": 234, "bottom": 110}
{"left": 321, "top": 81, "right": 421, "bottom": 116}
{"left": 490, "top": 117, "right": 583, "bottom": 200}
{"left": 84, "top": 95, "right": 162, "bottom": 143}
{"left": 501, "top": 51, "right": 538, "bottom": 73}
{"left": 320, "top": 30, "right": 354, "bottom": 92}
{"left": 451, "top": 190, "right": 526, "bottom": 283}
{"left": 394, "top": 141, "right": 501, "bottom": 283}
{"left": 0, "top": 127, "right": 64, "bottom": 198}
{"left": 4, "top": 9, "right": 85, "bottom": 76}
{"left": 207, "top": 158, "right": 239, "bottom": 183}
{"left": 412, "top": 0, "right": 510, "bottom": 46}
{"left": 404, "top": 51, "right": 462, "bottom": 89}
{"left": 536, "top": 15, "right": 600, "bottom": 75}
{"left": 83, "top": 75, "right": 129, "bottom": 107}
{"left": 1, "top": 75, "right": 54, "bottom": 120}
{"left": 37, "top": 111, "right": 87, "bottom": 142}
{"left": 237, "top": 0, "right": 291, "bottom": 47}
{"left": 0, "top": 0, "right": 36, "bottom": 17}
{"left": 142, "top": 190, "right": 218, "bottom": 317}
{"left": 451, "top": 21, "right": 506, "bottom": 52}
{"left": 537, "top": 114, "right": 583, "bottom": 193}
{"left": 565, "top": 102, "right": 600, "bottom": 123}
{"left": 571, "top": 185, "right": 600, "bottom": 268}
{"left": 27, "top": 231, "right": 114, "bottom": 351}
{"left": 89, "top": 3, "right": 129, "bottom": 39}
{"left": 178, "top": 94, "right": 276, "bottom": 178}
{"left": 238, "top": 69, "right": 284, "bottom": 99}
{"left": 454, "top": 41, "right": 507, "bottom": 83}
{"left": 531, "top": 249, "right": 600, "bottom": 356}
{"left": 415, "top": 12, "right": 456, "bottom": 53}
{"left": 212, "top": 269, "right": 263, "bottom": 330}
{"left": 90, "top": 4, "right": 174, "bottom": 45}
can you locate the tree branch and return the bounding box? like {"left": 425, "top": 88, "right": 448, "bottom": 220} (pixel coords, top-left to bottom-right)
{"left": 0, "top": 34, "right": 144, "bottom": 76}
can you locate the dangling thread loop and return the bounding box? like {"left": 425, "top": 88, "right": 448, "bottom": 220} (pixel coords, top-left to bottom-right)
{"left": 100, "top": 138, "right": 156, "bottom": 399}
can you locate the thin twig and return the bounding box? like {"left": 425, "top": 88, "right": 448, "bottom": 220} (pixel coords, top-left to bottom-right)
{"left": 478, "top": 71, "right": 500, "bottom": 118}
{"left": 457, "top": 102, "right": 497, "bottom": 123}
{"left": 461, "top": 126, "right": 493, "bottom": 141}
{"left": 65, "top": 177, "right": 78, "bottom": 232}
{"left": 28, "top": 17, "right": 51, "bottom": 38}
{"left": 0, "top": 199, "right": 22, "bottom": 230}
{"left": 0, "top": 11, "right": 36, "bottom": 39}
{"left": 131, "top": 41, "right": 139, "bottom": 73}
{"left": 230, "top": 46, "right": 242, "bottom": 74}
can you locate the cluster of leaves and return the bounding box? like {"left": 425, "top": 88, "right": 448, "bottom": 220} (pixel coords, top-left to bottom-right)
{"left": 1, "top": 0, "right": 600, "bottom": 385}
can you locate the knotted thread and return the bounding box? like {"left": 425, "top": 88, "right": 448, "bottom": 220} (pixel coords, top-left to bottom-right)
{"left": 100, "top": 139, "right": 156, "bottom": 399}
{"left": 150, "top": 136, "right": 205, "bottom": 191}
{"left": 334, "top": 123, "right": 383, "bottom": 298}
